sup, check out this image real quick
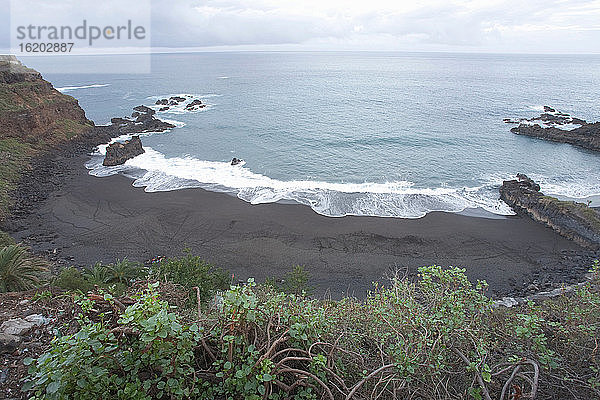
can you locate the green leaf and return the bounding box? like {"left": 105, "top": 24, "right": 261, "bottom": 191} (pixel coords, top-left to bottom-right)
{"left": 482, "top": 371, "right": 491, "bottom": 383}
{"left": 263, "top": 373, "right": 273, "bottom": 382}
{"left": 46, "top": 381, "right": 60, "bottom": 394}
{"left": 23, "top": 357, "right": 34, "bottom": 366}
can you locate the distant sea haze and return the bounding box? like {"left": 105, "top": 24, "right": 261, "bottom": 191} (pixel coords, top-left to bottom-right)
{"left": 28, "top": 52, "right": 600, "bottom": 218}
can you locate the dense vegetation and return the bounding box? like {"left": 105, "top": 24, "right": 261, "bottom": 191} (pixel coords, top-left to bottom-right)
{"left": 2, "top": 244, "right": 596, "bottom": 399}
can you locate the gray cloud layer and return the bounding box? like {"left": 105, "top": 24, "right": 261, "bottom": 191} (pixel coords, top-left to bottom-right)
{"left": 3, "top": 0, "right": 600, "bottom": 53}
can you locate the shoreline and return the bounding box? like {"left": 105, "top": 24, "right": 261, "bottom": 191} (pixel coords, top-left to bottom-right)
{"left": 5, "top": 149, "right": 597, "bottom": 299}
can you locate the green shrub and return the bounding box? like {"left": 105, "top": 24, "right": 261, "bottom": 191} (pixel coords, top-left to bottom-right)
{"left": 81, "top": 262, "right": 111, "bottom": 286}
{"left": 105, "top": 258, "right": 145, "bottom": 285}
{"left": 54, "top": 266, "right": 93, "bottom": 292}
{"left": 265, "top": 265, "right": 313, "bottom": 296}
{"left": 152, "top": 251, "right": 229, "bottom": 305}
{"left": 23, "top": 265, "right": 600, "bottom": 399}
{"left": 282, "top": 265, "right": 312, "bottom": 296}
{"left": 0, "top": 244, "right": 48, "bottom": 292}
{"left": 24, "top": 283, "right": 202, "bottom": 399}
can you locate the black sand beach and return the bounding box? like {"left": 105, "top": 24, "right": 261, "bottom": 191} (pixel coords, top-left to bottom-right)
{"left": 6, "top": 155, "right": 596, "bottom": 299}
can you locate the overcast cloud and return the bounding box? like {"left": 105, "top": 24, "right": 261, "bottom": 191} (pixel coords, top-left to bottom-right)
{"left": 3, "top": 0, "right": 600, "bottom": 53}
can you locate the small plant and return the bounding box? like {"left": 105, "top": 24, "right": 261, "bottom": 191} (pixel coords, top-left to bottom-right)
{"left": 281, "top": 265, "right": 312, "bottom": 296}
{"left": 82, "top": 262, "right": 110, "bottom": 286}
{"left": 152, "top": 250, "right": 229, "bottom": 305}
{"left": 0, "top": 244, "right": 48, "bottom": 292}
{"left": 105, "top": 258, "right": 145, "bottom": 285}
{"left": 32, "top": 290, "right": 53, "bottom": 302}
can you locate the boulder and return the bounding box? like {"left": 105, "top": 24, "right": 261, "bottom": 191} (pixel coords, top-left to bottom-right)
{"left": 159, "top": 107, "right": 170, "bottom": 112}
{"left": 132, "top": 105, "right": 155, "bottom": 115}
{"left": 103, "top": 136, "right": 145, "bottom": 166}
{"left": 0, "top": 314, "right": 47, "bottom": 336}
{"left": 543, "top": 105, "right": 556, "bottom": 113}
{"left": 155, "top": 99, "right": 169, "bottom": 105}
{"left": 231, "top": 158, "right": 244, "bottom": 166}
{"left": 169, "top": 96, "right": 186, "bottom": 103}
{"left": 185, "top": 99, "right": 204, "bottom": 110}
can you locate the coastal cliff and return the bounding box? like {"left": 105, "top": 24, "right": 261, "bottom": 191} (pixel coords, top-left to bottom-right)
{"left": 500, "top": 174, "right": 600, "bottom": 250}
{"left": 0, "top": 55, "right": 93, "bottom": 144}
{"left": 0, "top": 56, "right": 175, "bottom": 228}
{"left": 505, "top": 106, "right": 600, "bottom": 152}
{"left": 0, "top": 56, "right": 95, "bottom": 228}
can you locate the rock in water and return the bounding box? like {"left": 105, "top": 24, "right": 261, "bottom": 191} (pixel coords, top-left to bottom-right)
{"left": 505, "top": 107, "right": 600, "bottom": 152}
{"left": 106, "top": 105, "right": 174, "bottom": 134}
{"left": 500, "top": 174, "right": 600, "bottom": 250}
{"left": 103, "top": 136, "right": 145, "bottom": 166}
{"left": 185, "top": 99, "right": 205, "bottom": 110}
{"left": 231, "top": 158, "right": 244, "bottom": 165}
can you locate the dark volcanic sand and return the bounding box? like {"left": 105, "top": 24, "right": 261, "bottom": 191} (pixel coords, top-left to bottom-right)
{"left": 6, "top": 155, "right": 598, "bottom": 299}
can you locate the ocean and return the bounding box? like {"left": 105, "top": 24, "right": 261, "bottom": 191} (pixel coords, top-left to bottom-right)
{"left": 23, "top": 52, "right": 600, "bottom": 218}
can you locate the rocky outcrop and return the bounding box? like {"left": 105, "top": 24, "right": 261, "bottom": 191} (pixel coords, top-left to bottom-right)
{"left": 505, "top": 107, "right": 600, "bottom": 151}
{"left": 153, "top": 95, "right": 205, "bottom": 112}
{"left": 106, "top": 104, "right": 174, "bottom": 134}
{"left": 500, "top": 174, "right": 600, "bottom": 250}
{"left": 0, "top": 55, "right": 93, "bottom": 143}
{"left": 103, "top": 135, "right": 145, "bottom": 166}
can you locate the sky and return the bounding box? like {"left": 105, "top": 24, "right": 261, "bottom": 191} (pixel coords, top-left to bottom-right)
{"left": 2, "top": 0, "right": 600, "bottom": 54}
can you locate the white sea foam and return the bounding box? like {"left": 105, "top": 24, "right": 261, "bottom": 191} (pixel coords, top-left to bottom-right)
{"left": 86, "top": 145, "right": 516, "bottom": 219}
{"left": 56, "top": 84, "right": 110, "bottom": 92}
{"left": 520, "top": 120, "right": 581, "bottom": 131}
{"left": 217, "top": 76, "right": 230, "bottom": 79}
{"left": 156, "top": 117, "right": 186, "bottom": 128}
{"left": 528, "top": 105, "right": 545, "bottom": 112}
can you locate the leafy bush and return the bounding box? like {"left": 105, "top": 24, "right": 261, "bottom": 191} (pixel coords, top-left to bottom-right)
{"left": 268, "top": 265, "right": 313, "bottom": 296}
{"left": 105, "top": 258, "right": 145, "bottom": 285}
{"left": 24, "top": 283, "right": 202, "bottom": 399}
{"left": 54, "top": 266, "right": 94, "bottom": 292}
{"left": 151, "top": 251, "right": 229, "bottom": 304}
{"left": 55, "top": 259, "right": 145, "bottom": 294}
{"left": 24, "top": 265, "right": 600, "bottom": 399}
{"left": 0, "top": 244, "right": 48, "bottom": 292}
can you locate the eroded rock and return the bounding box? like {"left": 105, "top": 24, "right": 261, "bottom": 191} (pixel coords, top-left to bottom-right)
{"left": 500, "top": 174, "right": 600, "bottom": 250}
{"left": 103, "top": 135, "right": 145, "bottom": 166}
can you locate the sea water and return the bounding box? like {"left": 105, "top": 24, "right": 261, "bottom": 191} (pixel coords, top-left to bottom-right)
{"left": 24, "top": 52, "right": 600, "bottom": 218}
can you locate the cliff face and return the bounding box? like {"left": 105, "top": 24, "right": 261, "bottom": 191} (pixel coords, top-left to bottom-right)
{"left": 500, "top": 174, "right": 600, "bottom": 250}
{"left": 0, "top": 55, "right": 93, "bottom": 144}
{"left": 0, "top": 55, "right": 95, "bottom": 224}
